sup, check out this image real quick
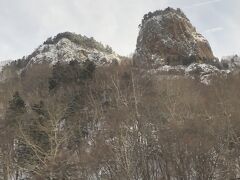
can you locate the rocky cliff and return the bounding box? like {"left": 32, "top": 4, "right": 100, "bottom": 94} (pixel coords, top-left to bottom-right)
{"left": 135, "top": 7, "right": 216, "bottom": 67}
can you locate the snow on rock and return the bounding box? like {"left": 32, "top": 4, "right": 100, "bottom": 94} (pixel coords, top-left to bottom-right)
{"left": 25, "top": 34, "right": 120, "bottom": 68}
{"left": 150, "top": 63, "right": 230, "bottom": 85}
{"left": 154, "top": 65, "right": 186, "bottom": 75}
{"left": 185, "top": 63, "right": 220, "bottom": 76}
{"left": 185, "top": 63, "right": 223, "bottom": 84}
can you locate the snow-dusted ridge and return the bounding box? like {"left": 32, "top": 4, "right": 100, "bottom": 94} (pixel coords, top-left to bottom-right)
{"left": 26, "top": 38, "right": 120, "bottom": 67}
{"left": 23, "top": 32, "right": 121, "bottom": 69}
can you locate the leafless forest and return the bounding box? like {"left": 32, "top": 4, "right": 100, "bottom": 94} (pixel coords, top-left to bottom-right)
{"left": 0, "top": 59, "right": 240, "bottom": 179}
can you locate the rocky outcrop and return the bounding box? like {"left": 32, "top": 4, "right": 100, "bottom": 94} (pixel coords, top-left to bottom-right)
{"left": 135, "top": 7, "right": 216, "bottom": 67}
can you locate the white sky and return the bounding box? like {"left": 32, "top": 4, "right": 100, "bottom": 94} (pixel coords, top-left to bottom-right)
{"left": 0, "top": 0, "right": 239, "bottom": 60}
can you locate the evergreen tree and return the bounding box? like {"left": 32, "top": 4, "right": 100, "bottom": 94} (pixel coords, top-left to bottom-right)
{"left": 5, "top": 91, "right": 26, "bottom": 127}
{"left": 30, "top": 101, "right": 50, "bottom": 152}
{"left": 49, "top": 60, "right": 96, "bottom": 91}
{"left": 81, "top": 59, "right": 96, "bottom": 80}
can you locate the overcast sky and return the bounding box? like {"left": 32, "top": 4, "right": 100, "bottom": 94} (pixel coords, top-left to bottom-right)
{"left": 0, "top": 0, "right": 239, "bottom": 60}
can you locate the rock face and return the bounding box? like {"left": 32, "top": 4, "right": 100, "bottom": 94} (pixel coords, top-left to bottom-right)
{"left": 135, "top": 7, "right": 216, "bottom": 67}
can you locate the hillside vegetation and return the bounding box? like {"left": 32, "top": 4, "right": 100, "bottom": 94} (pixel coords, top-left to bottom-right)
{"left": 1, "top": 60, "right": 240, "bottom": 179}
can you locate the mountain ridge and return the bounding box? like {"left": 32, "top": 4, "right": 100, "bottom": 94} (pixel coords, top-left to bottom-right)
{"left": 1, "top": 8, "right": 239, "bottom": 85}
{"left": 2, "top": 32, "right": 121, "bottom": 74}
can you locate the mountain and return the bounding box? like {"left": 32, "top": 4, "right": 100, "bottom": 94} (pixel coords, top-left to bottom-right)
{"left": 134, "top": 7, "right": 231, "bottom": 84}
{"left": 134, "top": 7, "right": 216, "bottom": 67}
{"left": 10, "top": 32, "right": 121, "bottom": 71}
{"left": 1, "top": 9, "right": 237, "bottom": 85}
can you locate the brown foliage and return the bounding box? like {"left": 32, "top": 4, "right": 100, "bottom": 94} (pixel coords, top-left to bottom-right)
{"left": 1, "top": 62, "right": 240, "bottom": 179}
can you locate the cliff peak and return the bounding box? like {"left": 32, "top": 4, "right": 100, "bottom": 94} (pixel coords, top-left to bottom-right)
{"left": 135, "top": 7, "right": 216, "bottom": 67}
